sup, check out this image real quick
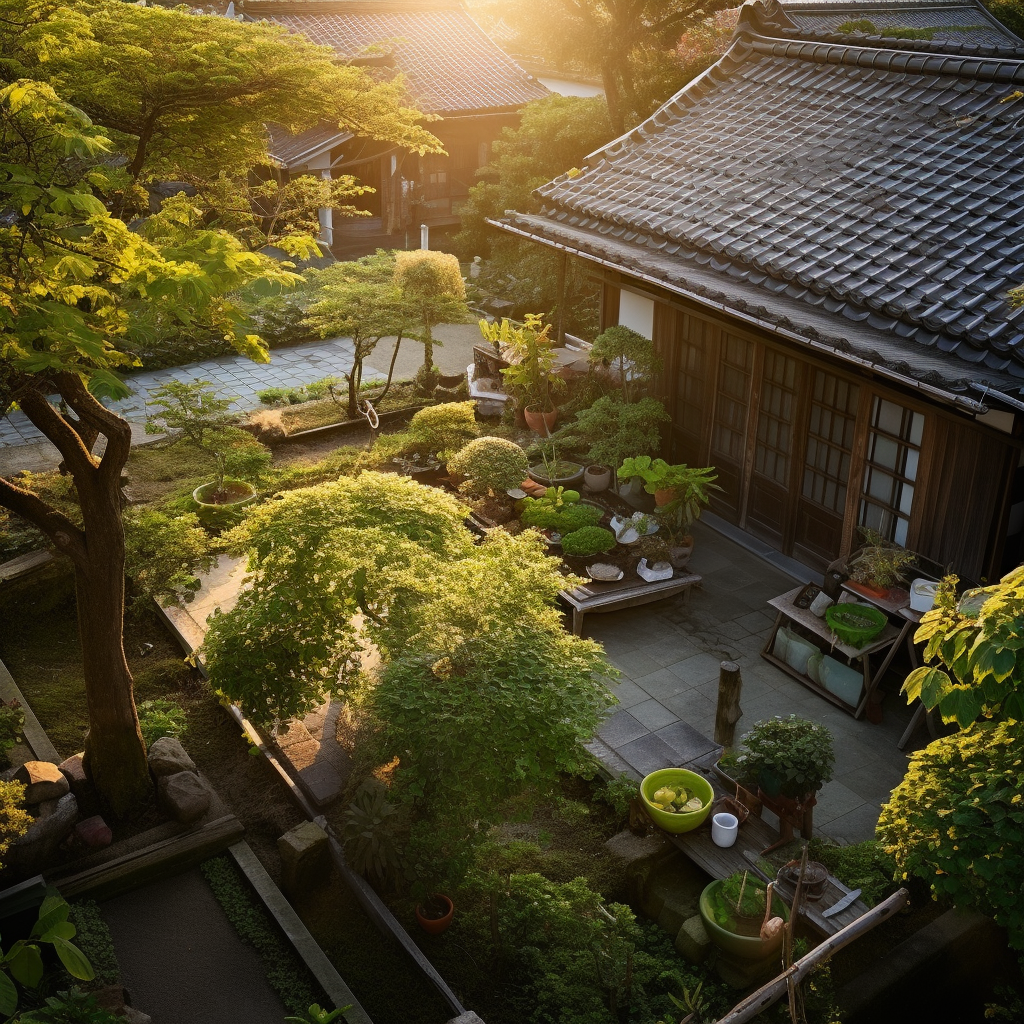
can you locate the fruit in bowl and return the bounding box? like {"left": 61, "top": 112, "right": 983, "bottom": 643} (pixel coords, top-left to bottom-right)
{"left": 641, "top": 768, "right": 714, "bottom": 834}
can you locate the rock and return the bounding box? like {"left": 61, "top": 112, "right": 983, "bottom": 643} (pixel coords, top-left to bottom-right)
{"left": 157, "top": 772, "right": 211, "bottom": 824}
{"left": 6, "top": 793, "right": 78, "bottom": 876}
{"left": 123, "top": 1009, "right": 152, "bottom": 1024}
{"left": 13, "top": 761, "right": 69, "bottom": 804}
{"left": 71, "top": 815, "right": 112, "bottom": 852}
{"left": 638, "top": 855, "right": 706, "bottom": 930}
{"left": 447, "top": 1015, "right": 486, "bottom": 1024}
{"left": 58, "top": 753, "right": 88, "bottom": 794}
{"left": 147, "top": 737, "right": 196, "bottom": 778}
{"left": 278, "top": 820, "right": 329, "bottom": 897}
{"left": 675, "top": 915, "right": 712, "bottom": 964}
{"left": 92, "top": 985, "right": 128, "bottom": 1014}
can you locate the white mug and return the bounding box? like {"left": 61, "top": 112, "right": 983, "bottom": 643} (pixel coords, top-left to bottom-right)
{"left": 712, "top": 812, "right": 739, "bottom": 848}
{"left": 810, "top": 591, "right": 834, "bottom": 617}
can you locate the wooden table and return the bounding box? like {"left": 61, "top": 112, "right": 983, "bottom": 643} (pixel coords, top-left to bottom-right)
{"left": 558, "top": 570, "right": 701, "bottom": 635}
{"left": 669, "top": 770, "right": 870, "bottom": 937}
{"left": 761, "top": 587, "right": 902, "bottom": 714}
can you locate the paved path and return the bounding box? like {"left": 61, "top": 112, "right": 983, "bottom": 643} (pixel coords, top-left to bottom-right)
{"left": 587, "top": 519, "right": 914, "bottom": 845}
{"left": 102, "top": 868, "right": 286, "bottom": 1024}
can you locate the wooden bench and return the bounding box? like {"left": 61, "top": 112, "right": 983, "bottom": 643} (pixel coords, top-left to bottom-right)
{"left": 558, "top": 570, "right": 701, "bottom": 635}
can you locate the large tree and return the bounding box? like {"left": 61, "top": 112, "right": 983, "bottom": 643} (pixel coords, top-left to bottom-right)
{"left": 490, "top": 0, "right": 727, "bottom": 132}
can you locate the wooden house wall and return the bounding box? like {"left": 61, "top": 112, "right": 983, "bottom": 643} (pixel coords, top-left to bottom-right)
{"left": 600, "top": 279, "right": 1021, "bottom": 580}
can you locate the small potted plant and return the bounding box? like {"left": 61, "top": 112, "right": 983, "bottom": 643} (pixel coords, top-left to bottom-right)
{"left": 846, "top": 528, "right": 916, "bottom": 598}
{"left": 483, "top": 314, "right": 565, "bottom": 435}
{"left": 446, "top": 436, "right": 529, "bottom": 496}
{"left": 618, "top": 457, "right": 720, "bottom": 508}
{"left": 731, "top": 715, "right": 835, "bottom": 814}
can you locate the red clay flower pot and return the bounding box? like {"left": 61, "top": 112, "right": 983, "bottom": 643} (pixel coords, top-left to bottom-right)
{"left": 415, "top": 894, "right": 454, "bottom": 935}
{"left": 524, "top": 405, "right": 558, "bottom": 436}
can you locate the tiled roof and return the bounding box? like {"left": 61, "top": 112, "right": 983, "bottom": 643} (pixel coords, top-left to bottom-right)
{"left": 773, "top": 0, "right": 1024, "bottom": 54}
{"left": 242, "top": 1, "right": 548, "bottom": 115}
{"left": 267, "top": 123, "right": 352, "bottom": 168}
{"left": 496, "top": 17, "right": 1024, "bottom": 399}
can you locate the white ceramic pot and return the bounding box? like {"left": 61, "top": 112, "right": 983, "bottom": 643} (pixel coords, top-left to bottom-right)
{"left": 584, "top": 465, "right": 612, "bottom": 492}
{"left": 711, "top": 812, "right": 739, "bottom": 848}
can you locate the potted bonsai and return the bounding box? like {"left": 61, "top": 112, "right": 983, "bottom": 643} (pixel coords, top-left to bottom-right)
{"left": 846, "top": 527, "right": 916, "bottom": 599}
{"left": 732, "top": 715, "right": 835, "bottom": 816}
{"left": 483, "top": 314, "right": 565, "bottom": 435}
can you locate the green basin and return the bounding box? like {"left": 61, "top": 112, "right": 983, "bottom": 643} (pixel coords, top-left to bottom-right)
{"left": 699, "top": 879, "right": 789, "bottom": 960}
{"left": 640, "top": 768, "right": 714, "bottom": 834}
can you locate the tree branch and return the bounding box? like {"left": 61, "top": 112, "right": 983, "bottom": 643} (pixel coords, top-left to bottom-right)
{"left": 0, "top": 474, "right": 86, "bottom": 566}
{"left": 18, "top": 388, "right": 97, "bottom": 480}
{"left": 55, "top": 373, "right": 132, "bottom": 490}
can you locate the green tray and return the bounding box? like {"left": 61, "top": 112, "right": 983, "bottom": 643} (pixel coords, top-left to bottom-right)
{"left": 825, "top": 603, "right": 887, "bottom": 646}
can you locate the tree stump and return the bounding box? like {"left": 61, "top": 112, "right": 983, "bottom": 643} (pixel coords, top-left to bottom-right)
{"left": 715, "top": 661, "right": 743, "bottom": 748}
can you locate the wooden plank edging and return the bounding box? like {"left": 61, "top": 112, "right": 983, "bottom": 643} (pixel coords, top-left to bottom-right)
{"left": 0, "top": 657, "right": 61, "bottom": 764}
{"left": 228, "top": 840, "right": 373, "bottom": 1024}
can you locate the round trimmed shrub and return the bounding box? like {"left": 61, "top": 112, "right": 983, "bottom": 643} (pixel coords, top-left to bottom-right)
{"left": 447, "top": 436, "right": 529, "bottom": 495}
{"left": 561, "top": 526, "right": 617, "bottom": 557}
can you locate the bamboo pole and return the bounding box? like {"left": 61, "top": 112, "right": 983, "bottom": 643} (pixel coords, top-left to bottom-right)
{"left": 714, "top": 888, "right": 910, "bottom": 1024}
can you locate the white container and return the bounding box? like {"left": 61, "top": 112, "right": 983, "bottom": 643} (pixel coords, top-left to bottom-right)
{"left": 910, "top": 579, "right": 939, "bottom": 613}
{"left": 711, "top": 812, "right": 739, "bottom": 848}
{"left": 810, "top": 591, "right": 834, "bottom": 617}
{"left": 637, "top": 558, "right": 673, "bottom": 582}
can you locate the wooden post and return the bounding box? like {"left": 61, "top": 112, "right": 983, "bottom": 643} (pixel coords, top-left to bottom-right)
{"left": 556, "top": 251, "right": 567, "bottom": 345}
{"left": 715, "top": 661, "right": 743, "bottom": 748}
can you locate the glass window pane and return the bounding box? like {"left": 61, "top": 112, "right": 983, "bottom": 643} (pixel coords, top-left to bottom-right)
{"left": 909, "top": 411, "right": 924, "bottom": 446}
{"left": 876, "top": 399, "right": 903, "bottom": 436}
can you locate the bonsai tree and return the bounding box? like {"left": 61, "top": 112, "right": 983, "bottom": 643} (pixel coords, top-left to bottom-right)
{"left": 588, "top": 325, "right": 662, "bottom": 403}
{"left": 446, "top": 436, "right": 529, "bottom": 496}
{"left": 732, "top": 716, "right": 835, "bottom": 801}
{"left": 553, "top": 396, "right": 668, "bottom": 470}
{"left": 394, "top": 250, "right": 469, "bottom": 391}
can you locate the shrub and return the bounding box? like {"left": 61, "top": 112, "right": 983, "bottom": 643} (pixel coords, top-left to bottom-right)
{"left": 806, "top": 839, "right": 898, "bottom": 908}
{"left": 521, "top": 499, "right": 602, "bottom": 533}
{"left": 878, "top": 720, "right": 1024, "bottom": 947}
{"left": 446, "top": 436, "right": 529, "bottom": 495}
{"left": 732, "top": 716, "right": 835, "bottom": 799}
{"left": 137, "top": 699, "right": 187, "bottom": 748}
{"left": 0, "top": 781, "right": 30, "bottom": 867}
{"left": 589, "top": 325, "right": 661, "bottom": 403}
{"left": 0, "top": 699, "right": 24, "bottom": 769}
{"left": 407, "top": 401, "right": 479, "bottom": 459}
{"left": 553, "top": 396, "right": 668, "bottom": 470}
{"left": 123, "top": 508, "right": 215, "bottom": 612}
{"left": 561, "top": 526, "right": 616, "bottom": 557}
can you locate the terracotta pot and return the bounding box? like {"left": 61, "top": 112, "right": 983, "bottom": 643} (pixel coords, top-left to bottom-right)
{"left": 524, "top": 405, "right": 558, "bottom": 436}
{"left": 847, "top": 579, "right": 890, "bottom": 601}
{"left": 415, "top": 894, "right": 454, "bottom": 935}
{"left": 584, "top": 465, "right": 612, "bottom": 492}
{"left": 654, "top": 487, "right": 677, "bottom": 507}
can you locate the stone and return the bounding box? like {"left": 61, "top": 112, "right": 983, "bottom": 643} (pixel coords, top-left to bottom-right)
{"left": 147, "top": 737, "right": 196, "bottom": 778}
{"left": 6, "top": 793, "right": 78, "bottom": 876}
{"left": 13, "top": 761, "right": 69, "bottom": 804}
{"left": 58, "top": 753, "right": 88, "bottom": 793}
{"left": 604, "top": 829, "right": 672, "bottom": 872}
{"left": 157, "top": 772, "right": 211, "bottom": 824}
{"left": 638, "top": 854, "right": 705, "bottom": 927}
{"left": 123, "top": 1009, "right": 152, "bottom": 1024}
{"left": 277, "top": 820, "right": 329, "bottom": 897}
{"left": 675, "top": 915, "right": 711, "bottom": 964}
{"left": 71, "top": 815, "right": 112, "bottom": 852}
{"left": 447, "top": 1015, "right": 486, "bottom": 1024}
{"left": 298, "top": 760, "right": 344, "bottom": 808}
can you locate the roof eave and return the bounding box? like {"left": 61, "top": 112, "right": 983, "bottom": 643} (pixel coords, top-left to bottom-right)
{"left": 488, "top": 215, "right": 1012, "bottom": 416}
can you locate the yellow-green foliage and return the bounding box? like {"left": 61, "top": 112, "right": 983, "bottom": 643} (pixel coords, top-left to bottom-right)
{"left": 394, "top": 250, "right": 465, "bottom": 301}
{"left": 878, "top": 720, "right": 1024, "bottom": 948}
{"left": 407, "top": 401, "right": 478, "bottom": 456}
{"left": 0, "top": 781, "right": 31, "bottom": 866}
{"left": 447, "top": 436, "right": 529, "bottom": 495}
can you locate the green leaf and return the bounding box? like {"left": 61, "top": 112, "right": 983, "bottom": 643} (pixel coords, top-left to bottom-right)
{"left": 0, "top": 971, "right": 16, "bottom": 1017}
{"left": 31, "top": 894, "right": 69, "bottom": 938}
{"left": 6, "top": 941, "right": 43, "bottom": 987}
{"left": 51, "top": 937, "right": 94, "bottom": 981}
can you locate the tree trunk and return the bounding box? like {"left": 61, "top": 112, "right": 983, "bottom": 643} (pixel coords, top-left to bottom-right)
{"left": 601, "top": 62, "right": 626, "bottom": 134}
{"left": 422, "top": 324, "right": 434, "bottom": 378}
{"left": 0, "top": 375, "right": 151, "bottom": 816}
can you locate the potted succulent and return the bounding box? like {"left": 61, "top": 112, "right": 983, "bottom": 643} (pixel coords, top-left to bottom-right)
{"left": 482, "top": 314, "right": 565, "bottom": 435}
{"left": 732, "top": 716, "right": 835, "bottom": 815}
{"left": 846, "top": 527, "right": 916, "bottom": 599}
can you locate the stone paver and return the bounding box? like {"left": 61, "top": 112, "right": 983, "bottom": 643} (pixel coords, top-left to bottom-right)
{"left": 587, "top": 520, "right": 915, "bottom": 845}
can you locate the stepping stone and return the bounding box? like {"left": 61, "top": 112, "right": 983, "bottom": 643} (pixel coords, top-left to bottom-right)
{"left": 298, "top": 761, "right": 344, "bottom": 808}
{"left": 675, "top": 915, "right": 711, "bottom": 963}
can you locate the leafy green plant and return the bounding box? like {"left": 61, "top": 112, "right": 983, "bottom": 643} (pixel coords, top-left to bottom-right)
{"left": 446, "top": 436, "right": 529, "bottom": 496}
{"left": 136, "top": 699, "right": 187, "bottom": 748}
{"left": 561, "top": 526, "right": 616, "bottom": 557}
{"left": 553, "top": 396, "right": 668, "bottom": 472}
{"left": 342, "top": 780, "right": 402, "bottom": 886}
{"left": 201, "top": 857, "right": 322, "bottom": 1013}
{"left": 598, "top": 774, "right": 639, "bottom": 819}
{"left": 12, "top": 989, "right": 122, "bottom": 1023}
{"left": 284, "top": 1005, "right": 350, "bottom": 1024}
{"left": 589, "top": 325, "right": 662, "bottom": 403}
{"left": 0, "top": 781, "right": 31, "bottom": 868}
{"left": 405, "top": 401, "right": 479, "bottom": 460}
{"left": 618, "top": 456, "right": 720, "bottom": 510}
{"left": 123, "top": 508, "right": 215, "bottom": 613}
{"left": 484, "top": 314, "right": 565, "bottom": 412}
{"left": 733, "top": 716, "right": 835, "bottom": 799}
{"left": 0, "top": 894, "right": 95, "bottom": 1017}
{"left": 719, "top": 871, "right": 769, "bottom": 918}
{"left": 0, "top": 699, "right": 25, "bottom": 769}
{"left": 805, "top": 839, "right": 897, "bottom": 908}
{"left": 521, "top": 495, "right": 602, "bottom": 533}
{"left": 65, "top": 903, "right": 119, "bottom": 990}
{"left": 257, "top": 385, "right": 305, "bottom": 406}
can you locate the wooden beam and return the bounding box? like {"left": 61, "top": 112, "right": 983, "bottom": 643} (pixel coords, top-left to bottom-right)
{"left": 714, "top": 888, "right": 910, "bottom": 1024}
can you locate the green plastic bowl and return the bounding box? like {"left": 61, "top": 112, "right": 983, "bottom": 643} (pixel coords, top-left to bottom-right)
{"left": 825, "top": 602, "right": 887, "bottom": 647}
{"left": 640, "top": 768, "right": 714, "bottom": 834}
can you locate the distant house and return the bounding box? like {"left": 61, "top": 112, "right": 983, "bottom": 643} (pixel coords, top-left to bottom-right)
{"left": 494, "top": 0, "right": 1024, "bottom": 579}
{"left": 241, "top": 0, "right": 548, "bottom": 256}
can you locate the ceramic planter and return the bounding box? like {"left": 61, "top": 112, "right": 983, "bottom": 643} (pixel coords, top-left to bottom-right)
{"left": 699, "top": 880, "right": 789, "bottom": 960}
{"left": 584, "top": 465, "right": 612, "bottom": 492}
{"left": 192, "top": 479, "right": 258, "bottom": 527}
{"left": 415, "top": 894, "right": 454, "bottom": 935}
{"left": 524, "top": 405, "right": 558, "bottom": 436}
{"left": 669, "top": 538, "right": 694, "bottom": 569}
{"left": 527, "top": 462, "right": 585, "bottom": 488}
{"left": 654, "top": 487, "right": 677, "bottom": 507}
